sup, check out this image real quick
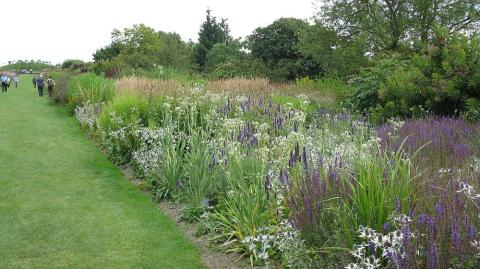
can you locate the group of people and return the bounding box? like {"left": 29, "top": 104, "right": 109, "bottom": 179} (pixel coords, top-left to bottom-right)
{"left": 32, "top": 75, "right": 55, "bottom": 97}
{"left": 1, "top": 73, "right": 19, "bottom": 92}
{"left": 0, "top": 72, "right": 55, "bottom": 97}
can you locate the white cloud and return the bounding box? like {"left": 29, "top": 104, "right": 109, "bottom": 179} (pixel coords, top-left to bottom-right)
{"left": 1, "top": 0, "right": 314, "bottom": 65}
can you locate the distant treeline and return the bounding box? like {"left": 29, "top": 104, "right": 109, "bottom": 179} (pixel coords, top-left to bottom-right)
{"left": 1, "top": 60, "right": 55, "bottom": 72}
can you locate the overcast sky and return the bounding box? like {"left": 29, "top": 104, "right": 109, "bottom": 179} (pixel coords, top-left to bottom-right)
{"left": 0, "top": 0, "right": 315, "bottom": 65}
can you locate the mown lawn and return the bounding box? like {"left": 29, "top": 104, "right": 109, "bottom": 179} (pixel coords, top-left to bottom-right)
{"left": 0, "top": 75, "right": 205, "bottom": 268}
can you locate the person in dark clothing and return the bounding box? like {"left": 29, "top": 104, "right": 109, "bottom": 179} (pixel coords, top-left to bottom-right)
{"left": 33, "top": 76, "right": 37, "bottom": 88}
{"left": 47, "top": 76, "right": 55, "bottom": 97}
{"left": 37, "top": 75, "right": 45, "bottom": 96}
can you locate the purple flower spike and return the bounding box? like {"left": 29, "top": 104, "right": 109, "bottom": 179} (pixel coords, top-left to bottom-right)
{"left": 427, "top": 243, "right": 438, "bottom": 269}
{"left": 393, "top": 196, "right": 402, "bottom": 213}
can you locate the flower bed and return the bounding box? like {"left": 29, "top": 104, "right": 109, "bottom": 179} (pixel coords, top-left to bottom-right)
{"left": 71, "top": 75, "right": 480, "bottom": 268}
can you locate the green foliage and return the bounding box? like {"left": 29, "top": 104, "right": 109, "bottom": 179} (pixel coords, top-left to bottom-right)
{"left": 347, "top": 147, "right": 414, "bottom": 232}
{"left": 299, "top": 22, "right": 368, "bottom": 78}
{"left": 463, "top": 98, "right": 480, "bottom": 123}
{"left": 68, "top": 73, "right": 115, "bottom": 111}
{"left": 208, "top": 156, "right": 274, "bottom": 251}
{"left": 155, "top": 132, "right": 185, "bottom": 200}
{"left": 48, "top": 71, "right": 74, "bottom": 104}
{"left": 61, "top": 59, "right": 85, "bottom": 69}
{"left": 122, "top": 66, "right": 204, "bottom": 83}
{"left": 317, "top": 0, "right": 480, "bottom": 52}
{"left": 204, "top": 40, "right": 242, "bottom": 70}
{"left": 316, "top": 77, "right": 352, "bottom": 102}
{"left": 351, "top": 32, "right": 480, "bottom": 121}
{"left": 98, "top": 94, "right": 149, "bottom": 163}
{"left": 194, "top": 9, "right": 232, "bottom": 70}
{"left": 182, "top": 131, "right": 222, "bottom": 220}
{"left": 93, "top": 42, "right": 122, "bottom": 62}
{"left": 208, "top": 56, "right": 267, "bottom": 80}
{"left": 93, "top": 58, "right": 126, "bottom": 78}
{"left": 94, "top": 24, "right": 192, "bottom": 73}
{"left": 249, "top": 18, "right": 320, "bottom": 81}
{"left": 99, "top": 94, "right": 149, "bottom": 130}
{"left": 1, "top": 60, "right": 54, "bottom": 71}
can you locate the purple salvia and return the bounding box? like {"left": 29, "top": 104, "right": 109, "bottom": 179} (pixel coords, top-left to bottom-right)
{"left": 289, "top": 151, "right": 295, "bottom": 167}
{"left": 383, "top": 222, "right": 390, "bottom": 233}
{"left": 394, "top": 196, "right": 402, "bottom": 213}
{"left": 427, "top": 242, "right": 438, "bottom": 269}
{"left": 451, "top": 216, "right": 461, "bottom": 255}
{"left": 418, "top": 214, "right": 428, "bottom": 225}
{"left": 435, "top": 202, "right": 445, "bottom": 217}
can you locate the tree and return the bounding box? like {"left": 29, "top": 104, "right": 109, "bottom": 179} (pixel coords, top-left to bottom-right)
{"left": 248, "top": 18, "right": 320, "bottom": 81}
{"left": 204, "top": 39, "right": 243, "bottom": 70}
{"left": 157, "top": 31, "right": 192, "bottom": 69}
{"left": 194, "top": 9, "right": 232, "bottom": 70}
{"left": 409, "top": 0, "right": 480, "bottom": 44}
{"left": 316, "top": 0, "right": 410, "bottom": 52}
{"left": 316, "top": 0, "right": 480, "bottom": 52}
{"left": 93, "top": 24, "right": 192, "bottom": 71}
{"left": 204, "top": 39, "right": 268, "bottom": 79}
{"left": 93, "top": 42, "right": 121, "bottom": 62}
{"left": 299, "top": 21, "right": 368, "bottom": 78}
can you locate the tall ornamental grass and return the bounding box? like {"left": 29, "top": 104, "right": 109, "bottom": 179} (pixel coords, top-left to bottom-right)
{"left": 68, "top": 73, "right": 115, "bottom": 111}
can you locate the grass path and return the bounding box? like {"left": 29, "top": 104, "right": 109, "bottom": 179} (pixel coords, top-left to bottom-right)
{"left": 0, "top": 75, "right": 205, "bottom": 268}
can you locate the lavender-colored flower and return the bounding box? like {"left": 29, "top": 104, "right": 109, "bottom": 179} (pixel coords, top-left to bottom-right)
{"left": 368, "top": 241, "right": 376, "bottom": 254}
{"left": 383, "top": 222, "right": 390, "bottom": 233}
{"left": 288, "top": 151, "right": 295, "bottom": 167}
{"left": 435, "top": 202, "right": 445, "bottom": 217}
{"left": 427, "top": 243, "right": 438, "bottom": 269}
{"left": 393, "top": 196, "right": 402, "bottom": 213}
{"left": 418, "top": 214, "right": 428, "bottom": 225}
{"left": 451, "top": 217, "right": 461, "bottom": 255}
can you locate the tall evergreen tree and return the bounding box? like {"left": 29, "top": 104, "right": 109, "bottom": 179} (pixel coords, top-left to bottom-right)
{"left": 194, "top": 9, "right": 232, "bottom": 70}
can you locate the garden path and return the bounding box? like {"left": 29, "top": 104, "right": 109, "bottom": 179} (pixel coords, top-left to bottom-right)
{"left": 0, "top": 75, "right": 205, "bottom": 268}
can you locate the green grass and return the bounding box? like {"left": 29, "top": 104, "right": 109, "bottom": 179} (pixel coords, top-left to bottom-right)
{"left": 0, "top": 75, "right": 205, "bottom": 268}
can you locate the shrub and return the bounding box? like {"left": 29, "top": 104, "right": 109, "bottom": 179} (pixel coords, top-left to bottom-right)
{"left": 97, "top": 94, "right": 149, "bottom": 163}
{"left": 463, "top": 98, "right": 480, "bottom": 123}
{"left": 48, "top": 71, "right": 74, "bottom": 104}
{"left": 207, "top": 156, "right": 275, "bottom": 253}
{"left": 351, "top": 32, "right": 480, "bottom": 122}
{"left": 62, "top": 59, "right": 85, "bottom": 70}
{"left": 68, "top": 73, "right": 115, "bottom": 111}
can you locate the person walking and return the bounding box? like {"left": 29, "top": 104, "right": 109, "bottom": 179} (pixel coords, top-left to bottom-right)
{"left": 47, "top": 76, "right": 55, "bottom": 97}
{"left": 13, "top": 74, "right": 18, "bottom": 88}
{"left": 37, "top": 75, "right": 45, "bottom": 96}
{"left": 32, "top": 76, "right": 37, "bottom": 88}
{"left": 1, "top": 73, "right": 8, "bottom": 92}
